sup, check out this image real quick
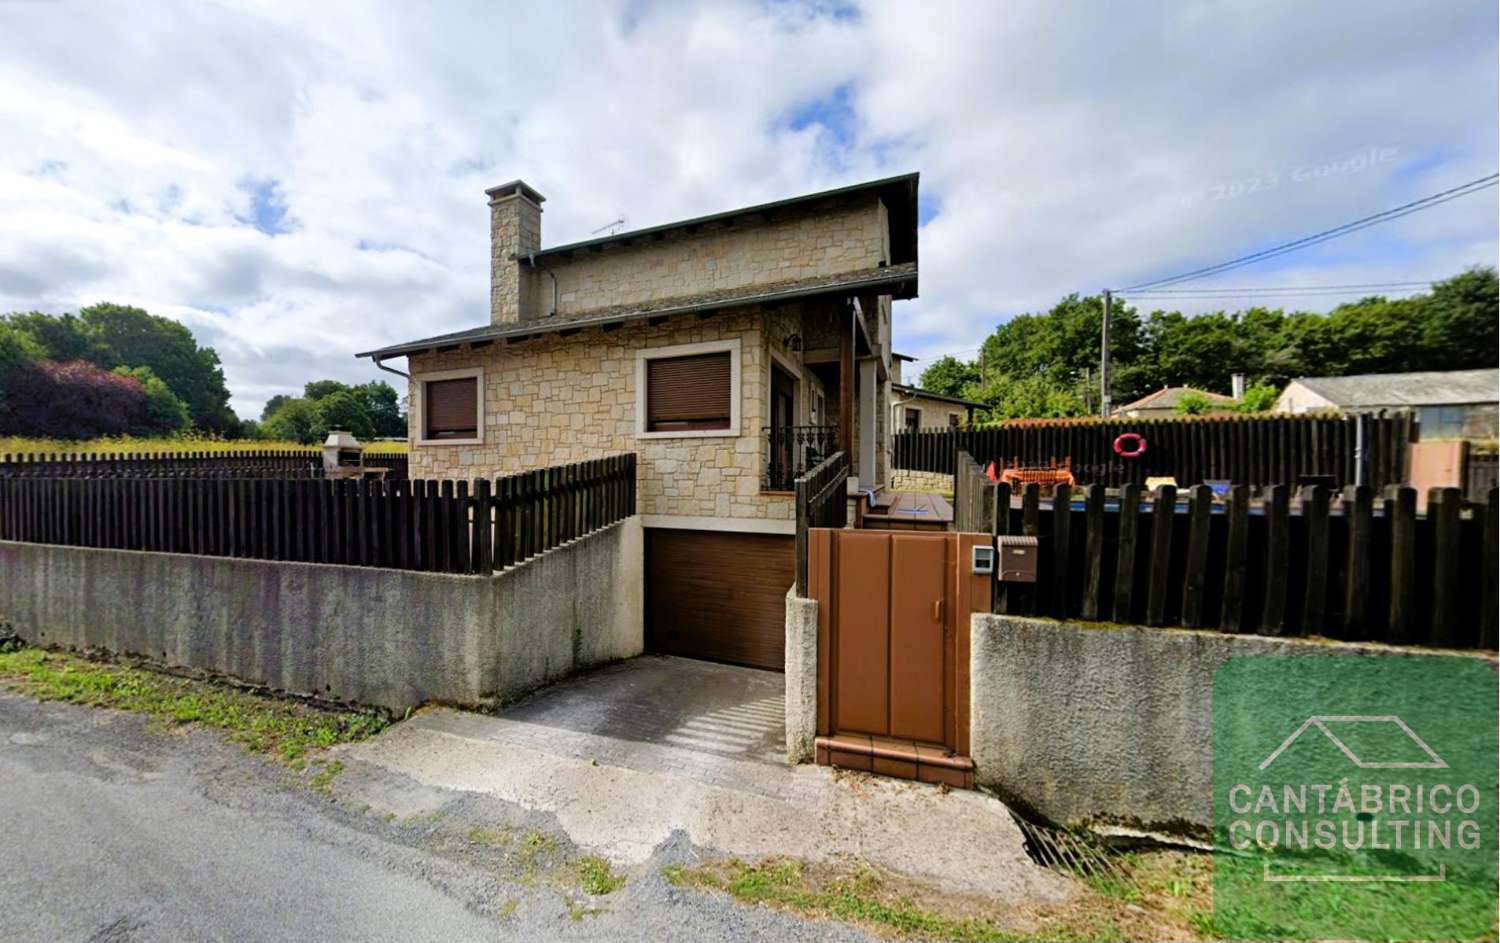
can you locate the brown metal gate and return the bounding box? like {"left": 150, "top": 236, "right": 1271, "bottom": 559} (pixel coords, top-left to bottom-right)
{"left": 807, "top": 528, "right": 989, "bottom": 782}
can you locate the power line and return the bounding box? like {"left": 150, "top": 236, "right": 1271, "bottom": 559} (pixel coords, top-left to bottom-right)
{"left": 1123, "top": 280, "right": 1435, "bottom": 297}
{"left": 1118, "top": 173, "right": 1498, "bottom": 292}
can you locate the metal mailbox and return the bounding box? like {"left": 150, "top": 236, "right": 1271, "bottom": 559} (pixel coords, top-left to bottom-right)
{"left": 995, "top": 535, "right": 1039, "bottom": 583}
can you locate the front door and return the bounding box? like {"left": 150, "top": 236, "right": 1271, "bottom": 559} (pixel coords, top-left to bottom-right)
{"left": 808, "top": 529, "right": 990, "bottom": 752}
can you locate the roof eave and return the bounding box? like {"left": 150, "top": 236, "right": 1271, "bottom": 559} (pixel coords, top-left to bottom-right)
{"left": 356, "top": 264, "right": 917, "bottom": 362}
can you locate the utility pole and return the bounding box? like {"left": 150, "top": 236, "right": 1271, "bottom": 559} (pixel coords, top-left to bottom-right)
{"left": 1099, "top": 289, "right": 1113, "bottom": 418}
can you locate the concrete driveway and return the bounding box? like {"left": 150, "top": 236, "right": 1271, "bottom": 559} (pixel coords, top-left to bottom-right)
{"left": 335, "top": 655, "right": 1072, "bottom": 903}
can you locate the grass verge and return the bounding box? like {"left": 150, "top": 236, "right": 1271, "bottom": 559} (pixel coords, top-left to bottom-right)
{"left": 0, "top": 647, "right": 387, "bottom": 762}
{"left": 665, "top": 851, "right": 1212, "bottom": 943}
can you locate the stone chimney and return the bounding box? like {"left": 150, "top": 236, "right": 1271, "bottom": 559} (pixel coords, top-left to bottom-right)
{"left": 1231, "top": 372, "right": 1246, "bottom": 399}
{"left": 486, "top": 180, "right": 545, "bottom": 324}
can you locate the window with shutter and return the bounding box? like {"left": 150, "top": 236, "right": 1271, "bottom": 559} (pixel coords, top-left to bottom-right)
{"left": 424, "top": 377, "right": 478, "bottom": 440}
{"left": 646, "top": 352, "right": 732, "bottom": 431}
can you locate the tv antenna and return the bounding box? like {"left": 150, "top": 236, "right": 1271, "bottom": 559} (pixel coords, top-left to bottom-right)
{"left": 591, "top": 216, "right": 627, "bottom": 236}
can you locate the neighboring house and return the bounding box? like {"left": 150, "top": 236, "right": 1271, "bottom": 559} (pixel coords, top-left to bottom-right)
{"left": 1275, "top": 368, "right": 1499, "bottom": 440}
{"left": 890, "top": 353, "right": 982, "bottom": 429}
{"left": 358, "top": 174, "right": 919, "bottom": 670}
{"left": 1113, "top": 386, "right": 1237, "bottom": 418}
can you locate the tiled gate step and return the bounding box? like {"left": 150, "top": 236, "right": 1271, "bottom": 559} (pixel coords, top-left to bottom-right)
{"left": 814, "top": 733, "right": 974, "bottom": 789}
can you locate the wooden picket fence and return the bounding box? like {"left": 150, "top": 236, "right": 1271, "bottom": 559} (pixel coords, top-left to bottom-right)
{"left": 0, "top": 449, "right": 410, "bottom": 480}
{"left": 954, "top": 451, "right": 1497, "bottom": 651}
{"left": 895, "top": 412, "right": 1415, "bottom": 491}
{"left": 794, "top": 451, "right": 848, "bottom": 596}
{"left": 0, "top": 454, "right": 635, "bottom": 574}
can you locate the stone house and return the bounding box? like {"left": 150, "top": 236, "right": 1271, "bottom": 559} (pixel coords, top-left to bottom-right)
{"left": 359, "top": 174, "right": 919, "bottom": 669}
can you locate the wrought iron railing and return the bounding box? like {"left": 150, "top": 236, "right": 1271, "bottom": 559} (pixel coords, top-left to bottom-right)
{"left": 763, "top": 424, "right": 838, "bottom": 492}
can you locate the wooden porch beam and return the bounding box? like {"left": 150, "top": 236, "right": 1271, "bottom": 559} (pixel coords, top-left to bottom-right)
{"left": 839, "top": 301, "right": 854, "bottom": 457}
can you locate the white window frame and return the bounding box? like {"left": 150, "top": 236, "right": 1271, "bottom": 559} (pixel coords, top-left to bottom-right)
{"left": 413, "top": 366, "right": 485, "bottom": 446}
{"left": 635, "top": 338, "right": 741, "bottom": 439}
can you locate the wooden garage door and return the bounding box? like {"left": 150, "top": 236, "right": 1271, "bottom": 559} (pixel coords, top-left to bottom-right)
{"left": 646, "top": 529, "right": 794, "bottom": 671}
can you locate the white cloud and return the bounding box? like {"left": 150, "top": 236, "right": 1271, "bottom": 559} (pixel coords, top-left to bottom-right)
{"left": 0, "top": 0, "right": 1493, "bottom": 416}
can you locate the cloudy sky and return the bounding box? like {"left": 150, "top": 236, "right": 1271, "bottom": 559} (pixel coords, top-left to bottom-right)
{"left": 1, "top": 0, "right": 1495, "bottom": 419}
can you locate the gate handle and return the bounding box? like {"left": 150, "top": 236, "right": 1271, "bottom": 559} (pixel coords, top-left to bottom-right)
{"left": 933, "top": 598, "right": 944, "bottom": 623}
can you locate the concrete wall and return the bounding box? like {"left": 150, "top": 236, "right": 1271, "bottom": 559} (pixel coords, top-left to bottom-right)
{"left": 969, "top": 614, "right": 1494, "bottom": 836}
{"left": 0, "top": 518, "right": 643, "bottom": 715}
{"left": 784, "top": 588, "right": 818, "bottom": 764}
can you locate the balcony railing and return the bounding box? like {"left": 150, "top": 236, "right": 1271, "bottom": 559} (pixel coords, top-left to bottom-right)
{"left": 764, "top": 424, "right": 838, "bottom": 491}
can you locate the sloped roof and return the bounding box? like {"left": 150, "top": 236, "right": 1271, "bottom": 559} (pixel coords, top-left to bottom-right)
{"left": 1116, "top": 386, "right": 1236, "bottom": 413}
{"left": 357, "top": 262, "right": 917, "bottom": 360}
{"left": 526, "top": 173, "right": 920, "bottom": 266}
{"left": 1291, "top": 368, "right": 1499, "bottom": 408}
{"left": 893, "top": 383, "right": 984, "bottom": 409}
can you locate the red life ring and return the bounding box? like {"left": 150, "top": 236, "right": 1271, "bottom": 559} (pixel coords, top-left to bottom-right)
{"left": 1113, "top": 432, "right": 1147, "bottom": 459}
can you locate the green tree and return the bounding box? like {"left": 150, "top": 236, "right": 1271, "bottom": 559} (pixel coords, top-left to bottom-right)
{"left": 260, "top": 398, "right": 326, "bottom": 444}
{"left": 260, "top": 394, "right": 294, "bottom": 421}
{"left": 112, "top": 366, "right": 191, "bottom": 434}
{"left": 303, "top": 379, "right": 348, "bottom": 401}
{"left": 315, "top": 389, "right": 374, "bottom": 439}
{"left": 1235, "top": 383, "right": 1280, "bottom": 412}
{"left": 78, "top": 303, "right": 238, "bottom": 433}
{"left": 1420, "top": 267, "right": 1498, "bottom": 369}
{"left": 3, "top": 311, "right": 98, "bottom": 361}
{"left": 0, "top": 321, "right": 44, "bottom": 383}
{"left": 352, "top": 381, "right": 405, "bottom": 437}
{"left": 917, "top": 356, "right": 980, "bottom": 397}
{"left": 1175, "top": 391, "right": 1216, "bottom": 416}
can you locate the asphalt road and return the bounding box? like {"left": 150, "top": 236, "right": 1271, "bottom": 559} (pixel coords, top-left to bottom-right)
{"left": 0, "top": 693, "right": 873, "bottom": 942}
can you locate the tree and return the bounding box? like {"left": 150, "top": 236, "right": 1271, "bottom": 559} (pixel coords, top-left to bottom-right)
{"left": 113, "top": 366, "right": 191, "bottom": 434}
{"left": 260, "top": 398, "right": 327, "bottom": 444}
{"left": 78, "top": 303, "right": 238, "bottom": 433}
{"left": 918, "top": 356, "right": 980, "bottom": 397}
{"left": 353, "top": 381, "right": 406, "bottom": 437}
{"left": 0, "top": 360, "right": 149, "bottom": 438}
{"left": 3, "top": 311, "right": 97, "bottom": 362}
{"left": 315, "top": 389, "right": 374, "bottom": 439}
{"left": 0, "top": 321, "right": 44, "bottom": 384}
{"left": 260, "top": 394, "right": 294, "bottom": 421}
{"left": 303, "top": 379, "right": 348, "bottom": 401}
{"left": 1175, "top": 391, "right": 1216, "bottom": 416}
{"left": 1420, "top": 267, "right": 1498, "bottom": 370}
{"left": 1235, "top": 384, "right": 1280, "bottom": 412}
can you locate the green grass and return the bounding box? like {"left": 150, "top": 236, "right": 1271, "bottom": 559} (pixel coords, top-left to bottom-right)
{"left": 665, "top": 852, "right": 1213, "bottom": 943}
{"left": 0, "top": 435, "right": 408, "bottom": 457}
{"left": 0, "top": 647, "right": 387, "bottom": 762}
{"left": 575, "top": 855, "right": 626, "bottom": 896}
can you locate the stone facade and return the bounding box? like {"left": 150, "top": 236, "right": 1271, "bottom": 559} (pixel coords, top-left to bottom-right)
{"left": 890, "top": 468, "right": 953, "bottom": 494}
{"left": 529, "top": 194, "right": 889, "bottom": 322}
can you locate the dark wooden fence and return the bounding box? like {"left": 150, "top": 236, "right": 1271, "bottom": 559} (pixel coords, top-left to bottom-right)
{"left": 0, "top": 454, "right": 635, "bottom": 574}
{"left": 795, "top": 451, "right": 848, "bottom": 596}
{"left": 954, "top": 451, "right": 1496, "bottom": 651}
{"left": 0, "top": 449, "right": 409, "bottom": 480}
{"left": 893, "top": 413, "right": 1416, "bottom": 491}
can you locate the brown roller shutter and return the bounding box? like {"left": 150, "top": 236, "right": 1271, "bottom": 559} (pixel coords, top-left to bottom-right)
{"left": 647, "top": 353, "right": 731, "bottom": 431}
{"left": 425, "top": 377, "right": 477, "bottom": 439}
{"left": 646, "top": 529, "right": 793, "bottom": 670}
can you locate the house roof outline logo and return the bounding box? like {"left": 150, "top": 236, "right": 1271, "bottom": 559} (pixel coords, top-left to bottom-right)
{"left": 1258, "top": 715, "right": 1448, "bottom": 771}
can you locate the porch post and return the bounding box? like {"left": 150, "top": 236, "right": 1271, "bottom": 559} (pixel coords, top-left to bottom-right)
{"left": 858, "top": 359, "right": 877, "bottom": 486}
{"left": 838, "top": 300, "right": 854, "bottom": 460}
